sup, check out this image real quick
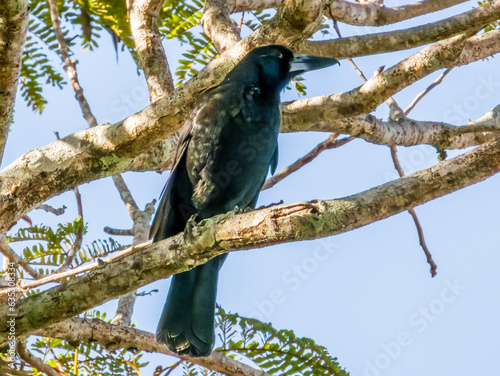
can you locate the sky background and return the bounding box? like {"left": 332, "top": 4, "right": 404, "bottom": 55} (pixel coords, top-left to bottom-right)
{"left": 3, "top": 1, "right": 500, "bottom": 375}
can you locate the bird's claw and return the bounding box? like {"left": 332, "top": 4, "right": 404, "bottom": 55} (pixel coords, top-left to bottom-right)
{"left": 231, "top": 205, "right": 252, "bottom": 214}
{"left": 183, "top": 213, "right": 199, "bottom": 244}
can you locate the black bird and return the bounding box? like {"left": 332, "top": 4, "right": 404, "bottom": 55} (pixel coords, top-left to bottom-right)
{"left": 151, "top": 45, "right": 339, "bottom": 357}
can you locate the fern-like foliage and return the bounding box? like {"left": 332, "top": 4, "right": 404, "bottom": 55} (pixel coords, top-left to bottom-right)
{"left": 82, "top": 0, "right": 135, "bottom": 52}
{"left": 216, "top": 308, "right": 349, "bottom": 376}
{"left": 20, "top": 0, "right": 77, "bottom": 113}
{"left": 20, "top": 35, "right": 66, "bottom": 113}
{"left": 167, "top": 308, "right": 348, "bottom": 376}
{"left": 7, "top": 219, "right": 124, "bottom": 278}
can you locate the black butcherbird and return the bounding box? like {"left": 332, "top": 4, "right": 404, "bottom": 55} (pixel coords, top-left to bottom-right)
{"left": 150, "top": 45, "right": 339, "bottom": 357}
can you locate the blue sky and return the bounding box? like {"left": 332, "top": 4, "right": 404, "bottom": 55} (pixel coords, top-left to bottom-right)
{"left": 3, "top": 1, "right": 500, "bottom": 375}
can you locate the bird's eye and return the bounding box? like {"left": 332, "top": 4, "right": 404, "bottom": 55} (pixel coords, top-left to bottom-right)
{"left": 278, "top": 53, "right": 284, "bottom": 59}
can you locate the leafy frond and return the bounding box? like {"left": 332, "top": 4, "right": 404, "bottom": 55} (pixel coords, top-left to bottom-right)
{"left": 178, "top": 308, "right": 348, "bottom": 376}
{"left": 176, "top": 33, "right": 218, "bottom": 84}
{"left": 20, "top": 35, "right": 66, "bottom": 113}
{"left": 75, "top": 237, "right": 124, "bottom": 266}
{"left": 7, "top": 219, "right": 124, "bottom": 278}
{"left": 82, "top": 0, "right": 136, "bottom": 55}
{"left": 159, "top": 0, "right": 204, "bottom": 43}
{"left": 215, "top": 308, "right": 348, "bottom": 376}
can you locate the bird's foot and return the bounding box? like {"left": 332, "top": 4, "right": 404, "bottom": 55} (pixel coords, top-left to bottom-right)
{"left": 231, "top": 205, "right": 252, "bottom": 215}
{"left": 183, "top": 213, "right": 199, "bottom": 244}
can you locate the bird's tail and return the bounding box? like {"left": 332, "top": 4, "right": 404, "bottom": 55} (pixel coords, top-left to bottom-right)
{"left": 156, "top": 254, "right": 227, "bottom": 357}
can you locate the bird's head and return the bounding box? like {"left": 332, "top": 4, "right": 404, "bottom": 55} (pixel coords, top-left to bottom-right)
{"left": 225, "top": 45, "right": 339, "bottom": 95}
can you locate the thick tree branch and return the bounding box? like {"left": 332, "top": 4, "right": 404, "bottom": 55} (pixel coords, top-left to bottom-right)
{"left": 329, "top": 0, "right": 468, "bottom": 26}
{"left": 1, "top": 30, "right": 498, "bottom": 234}
{"left": 2, "top": 137, "right": 500, "bottom": 343}
{"left": 282, "top": 31, "right": 500, "bottom": 133}
{"left": 202, "top": 0, "right": 242, "bottom": 53}
{"left": 300, "top": 0, "right": 500, "bottom": 59}
{"left": 229, "top": 0, "right": 281, "bottom": 13}
{"left": 35, "top": 318, "right": 270, "bottom": 376}
{"left": 0, "top": 0, "right": 326, "bottom": 233}
{"left": 320, "top": 111, "right": 500, "bottom": 150}
{"left": 0, "top": 0, "right": 29, "bottom": 163}
{"left": 206, "top": 0, "right": 244, "bottom": 53}
{"left": 128, "top": 0, "right": 175, "bottom": 102}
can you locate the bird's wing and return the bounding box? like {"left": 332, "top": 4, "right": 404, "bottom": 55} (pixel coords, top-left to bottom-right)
{"left": 149, "top": 112, "right": 195, "bottom": 240}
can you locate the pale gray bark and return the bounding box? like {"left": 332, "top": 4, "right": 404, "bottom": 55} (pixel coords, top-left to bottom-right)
{"left": 128, "top": 0, "right": 175, "bottom": 102}
{"left": 2, "top": 136, "right": 500, "bottom": 343}
{"left": 0, "top": 0, "right": 29, "bottom": 162}
{"left": 202, "top": 0, "right": 242, "bottom": 53}
{"left": 329, "top": 0, "right": 468, "bottom": 26}
{"left": 300, "top": 0, "right": 500, "bottom": 59}
{"left": 36, "top": 318, "right": 270, "bottom": 376}
{"left": 1, "top": 30, "right": 498, "bottom": 235}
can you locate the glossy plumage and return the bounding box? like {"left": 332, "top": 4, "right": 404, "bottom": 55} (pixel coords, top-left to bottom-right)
{"left": 150, "top": 45, "right": 339, "bottom": 357}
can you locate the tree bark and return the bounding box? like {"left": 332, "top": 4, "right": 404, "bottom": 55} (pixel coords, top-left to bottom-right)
{"left": 2, "top": 137, "right": 500, "bottom": 344}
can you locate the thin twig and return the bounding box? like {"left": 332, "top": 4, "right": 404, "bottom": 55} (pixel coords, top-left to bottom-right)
{"left": 238, "top": 11, "right": 245, "bottom": 29}
{"left": 404, "top": 68, "right": 453, "bottom": 115}
{"left": 112, "top": 174, "right": 141, "bottom": 221}
{"left": 35, "top": 204, "right": 66, "bottom": 216}
{"left": 390, "top": 146, "right": 438, "bottom": 276}
{"left": 103, "top": 227, "right": 134, "bottom": 236}
{"left": 262, "top": 134, "right": 354, "bottom": 190}
{"left": 11, "top": 257, "right": 106, "bottom": 293}
{"left": 331, "top": 14, "right": 438, "bottom": 277}
{"left": 46, "top": 0, "right": 97, "bottom": 127}
{"left": 0, "top": 240, "right": 41, "bottom": 280}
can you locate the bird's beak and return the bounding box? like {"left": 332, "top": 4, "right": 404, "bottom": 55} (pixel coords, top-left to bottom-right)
{"left": 289, "top": 54, "right": 340, "bottom": 77}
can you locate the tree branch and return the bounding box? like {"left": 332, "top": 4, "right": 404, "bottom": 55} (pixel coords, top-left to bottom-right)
{"left": 0, "top": 241, "right": 41, "bottom": 280}
{"left": 35, "top": 204, "right": 66, "bottom": 216}
{"left": 300, "top": 0, "right": 500, "bottom": 59}
{"left": 262, "top": 134, "right": 354, "bottom": 190}
{"left": 17, "top": 340, "right": 61, "bottom": 376}
{"left": 202, "top": 0, "right": 242, "bottom": 53}
{"left": 282, "top": 31, "right": 500, "bottom": 133}
{"left": 0, "top": 0, "right": 29, "bottom": 163}
{"left": 1, "top": 29, "right": 499, "bottom": 234}
{"left": 329, "top": 0, "right": 468, "bottom": 26}
{"left": 2, "top": 137, "right": 500, "bottom": 343}
{"left": 111, "top": 174, "right": 141, "bottom": 220}
{"left": 128, "top": 0, "right": 175, "bottom": 102}
{"left": 229, "top": 0, "right": 281, "bottom": 13}
{"left": 34, "top": 318, "right": 270, "bottom": 376}
{"left": 103, "top": 227, "right": 134, "bottom": 236}
{"left": 47, "top": 0, "right": 97, "bottom": 127}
